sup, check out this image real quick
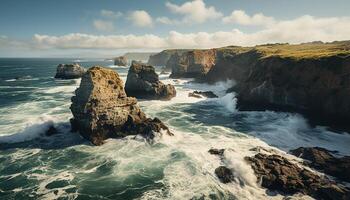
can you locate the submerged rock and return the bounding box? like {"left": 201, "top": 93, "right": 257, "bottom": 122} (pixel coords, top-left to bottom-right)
{"left": 45, "top": 125, "right": 58, "bottom": 136}
{"left": 54, "top": 63, "right": 86, "bottom": 79}
{"left": 70, "top": 66, "right": 171, "bottom": 145}
{"left": 215, "top": 166, "right": 235, "bottom": 183}
{"left": 208, "top": 148, "right": 225, "bottom": 156}
{"left": 245, "top": 153, "right": 350, "bottom": 200}
{"left": 114, "top": 56, "right": 128, "bottom": 66}
{"left": 125, "top": 62, "right": 176, "bottom": 100}
{"left": 291, "top": 147, "right": 350, "bottom": 182}
{"left": 188, "top": 91, "right": 218, "bottom": 98}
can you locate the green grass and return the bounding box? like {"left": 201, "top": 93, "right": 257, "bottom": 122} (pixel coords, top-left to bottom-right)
{"left": 219, "top": 41, "right": 350, "bottom": 60}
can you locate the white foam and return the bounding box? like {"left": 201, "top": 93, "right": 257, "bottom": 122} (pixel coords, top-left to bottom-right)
{"left": 217, "top": 92, "right": 237, "bottom": 113}
{"left": 0, "top": 115, "right": 55, "bottom": 143}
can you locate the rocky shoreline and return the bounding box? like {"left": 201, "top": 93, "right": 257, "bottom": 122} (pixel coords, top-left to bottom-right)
{"left": 149, "top": 41, "right": 350, "bottom": 132}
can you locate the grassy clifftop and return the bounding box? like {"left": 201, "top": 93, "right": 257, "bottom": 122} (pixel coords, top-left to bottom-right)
{"left": 218, "top": 41, "right": 350, "bottom": 60}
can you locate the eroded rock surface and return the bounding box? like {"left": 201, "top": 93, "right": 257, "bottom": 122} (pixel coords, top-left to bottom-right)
{"left": 169, "top": 49, "right": 216, "bottom": 78}
{"left": 125, "top": 62, "right": 176, "bottom": 100}
{"left": 291, "top": 147, "right": 350, "bottom": 182}
{"left": 245, "top": 153, "right": 350, "bottom": 200}
{"left": 70, "top": 66, "right": 171, "bottom": 145}
{"left": 114, "top": 56, "right": 128, "bottom": 66}
{"left": 55, "top": 63, "right": 86, "bottom": 79}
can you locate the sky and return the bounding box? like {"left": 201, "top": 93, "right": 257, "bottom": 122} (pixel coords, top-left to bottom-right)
{"left": 0, "top": 0, "right": 350, "bottom": 57}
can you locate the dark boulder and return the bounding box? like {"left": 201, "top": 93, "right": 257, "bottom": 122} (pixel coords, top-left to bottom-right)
{"left": 54, "top": 63, "right": 86, "bottom": 79}
{"left": 125, "top": 62, "right": 176, "bottom": 100}
{"left": 291, "top": 147, "right": 350, "bottom": 182}
{"left": 215, "top": 166, "right": 235, "bottom": 183}
{"left": 188, "top": 91, "right": 218, "bottom": 98}
{"left": 245, "top": 153, "right": 350, "bottom": 200}
{"left": 208, "top": 148, "right": 225, "bottom": 156}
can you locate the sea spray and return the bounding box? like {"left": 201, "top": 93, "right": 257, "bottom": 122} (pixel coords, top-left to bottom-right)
{"left": 217, "top": 93, "right": 237, "bottom": 113}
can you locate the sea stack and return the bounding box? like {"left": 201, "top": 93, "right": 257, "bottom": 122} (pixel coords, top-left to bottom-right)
{"left": 54, "top": 63, "right": 86, "bottom": 79}
{"left": 70, "top": 66, "right": 171, "bottom": 145}
{"left": 125, "top": 61, "right": 176, "bottom": 100}
{"left": 114, "top": 56, "right": 128, "bottom": 66}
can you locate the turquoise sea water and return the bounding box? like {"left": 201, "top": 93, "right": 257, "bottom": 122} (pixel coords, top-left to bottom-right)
{"left": 0, "top": 58, "right": 349, "bottom": 200}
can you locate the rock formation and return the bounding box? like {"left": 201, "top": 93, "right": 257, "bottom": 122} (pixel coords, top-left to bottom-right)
{"left": 147, "top": 49, "right": 190, "bottom": 67}
{"left": 54, "top": 63, "right": 86, "bottom": 79}
{"left": 291, "top": 147, "right": 350, "bottom": 182}
{"left": 169, "top": 49, "right": 216, "bottom": 78}
{"left": 245, "top": 153, "right": 350, "bottom": 200}
{"left": 188, "top": 91, "right": 218, "bottom": 98}
{"left": 182, "top": 41, "right": 350, "bottom": 131}
{"left": 215, "top": 166, "right": 235, "bottom": 183}
{"left": 125, "top": 62, "right": 176, "bottom": 100}
{"left": 70, "top": 66, "right": 171, "bottom": 145}
{"left": 114, "top": 56, "right": 128, "bottom": 66}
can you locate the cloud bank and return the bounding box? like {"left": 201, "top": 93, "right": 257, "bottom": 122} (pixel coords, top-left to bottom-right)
{"left": 28, "top": 14, "right": 350, "bottom": 50}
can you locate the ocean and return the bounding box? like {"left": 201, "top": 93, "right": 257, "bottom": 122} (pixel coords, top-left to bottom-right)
{"left": 0, "top": 58, "right": 349, "bottom": 200}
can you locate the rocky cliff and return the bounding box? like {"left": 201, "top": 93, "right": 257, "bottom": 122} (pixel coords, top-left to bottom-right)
{"left": 169, "top": 49, "right": 216, "bottom": 78}
{"left": 70, "top": 66, "right": 171, "bottom": 145}
{"left": 125, "top": 62, "right": 176, "bottom": 100}
{"left": 176, "top": 41, "right": 350, "bottom": 131}
{"left": 55, "top": 63, "right": 86, "bottom": 79}
{"left": 147, "top": 49, "right": 190, "bottom": 67}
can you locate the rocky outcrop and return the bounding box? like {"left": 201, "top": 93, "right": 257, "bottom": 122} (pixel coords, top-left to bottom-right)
{"left": 169, "top": 49, "right": 216, "bottom": 78}
{"left": 245, "top": 153, "right": 350, "bottom": 200}
{"left": 125, "top": 62, "right": 176, "bottom": 100}
{"left": 54, "top": 63, "right": 86, "bottom": 79}
{"left": 186, "top": 42, "right": 350, "bottom": 131}
{"left": 208, "top": 148, "right": 225, "bottom": 156}
{"left": 291, "top": 147, "right": 350, "bottom": 182}
{"left": 215, "top": 166, "right": 235, "bottom": 183}
{"left": 188, "top": 91, "right": 218, "bottom": 98}
{"left": 70, "top": 66, "right": 171, "bottom": 145}
{"left": 114, "top": 56, "right": 127, "bottom": 66}
{"left": 147, "top": 49, "right": 190, "bottom": 67}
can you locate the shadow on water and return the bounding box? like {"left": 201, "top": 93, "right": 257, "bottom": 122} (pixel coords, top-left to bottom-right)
{"left": 0, "top": 122, "right": 90, "bottom": 150}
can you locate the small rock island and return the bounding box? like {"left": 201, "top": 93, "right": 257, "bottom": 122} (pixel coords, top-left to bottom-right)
{"left": 54, "top": 63, "right": 86, "bottom": 79}
{"left": 114, "top": 56, "right": 128, "bottom": 66}
{"left": 125, "top": 61, "right": 176, "bottom": 100}
{"left": 70, "top": 66, "right": 172, "bottom": 145}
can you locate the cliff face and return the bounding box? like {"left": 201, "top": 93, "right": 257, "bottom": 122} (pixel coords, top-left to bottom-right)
{"left": 70, "top": 66, "right": 171, "bottom": 145}
{"left": 169, "top": 49, "right": 216, "bottom": 78}
{"left": 201, "top": 42, "right": 350, "bottom": 130}
{"left": 236, "top": 55, "right": 350, "bottom": 127}
{"left": 147, "top": 49, "right": 190, "bottom": 67}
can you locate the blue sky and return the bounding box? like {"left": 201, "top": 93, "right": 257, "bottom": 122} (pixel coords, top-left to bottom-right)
{"left": 0, "top": 0, "right": 350, "bottom": 57}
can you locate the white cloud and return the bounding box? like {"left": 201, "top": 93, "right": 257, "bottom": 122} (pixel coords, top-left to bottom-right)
{"left": 93, "top": 20, "right": 114, "bottom": 32}
{"left": 100, "top": 9, "right": 122, "bottom": 19}
{"left": 156, "top": 17, "right": 180, "bottom": 25}
{"left": 223, "top": 10, "right": 276, "bottom": 26}
{"left": 128, "top": 10, "right": 153, "bottom": 27}
{"left": 165, "top": 0, "right": 222, "bottom": 24}
{"left": 2, "top": 14, "right": 348, "bottom": 51}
